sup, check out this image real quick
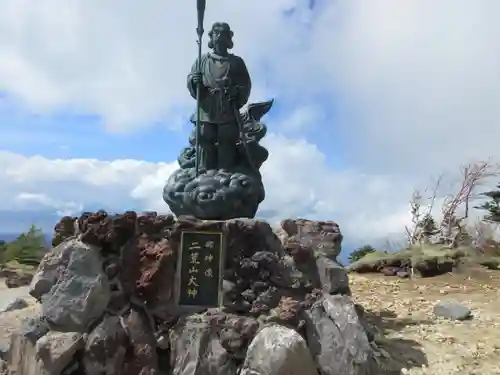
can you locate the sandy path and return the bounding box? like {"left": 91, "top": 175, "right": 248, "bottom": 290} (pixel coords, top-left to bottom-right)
{"left": 0, "top": 280, "right": 39, "bottom": 352}
{"left": 0, "top": 272, "right": 499, "bottom": 375}
{"left": 350, "top": 267, "right": 500, "bottom": 375}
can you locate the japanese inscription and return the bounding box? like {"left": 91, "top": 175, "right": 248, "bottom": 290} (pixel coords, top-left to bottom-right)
{"left": 177, "top": 230, "right": 224, "bottom": 307}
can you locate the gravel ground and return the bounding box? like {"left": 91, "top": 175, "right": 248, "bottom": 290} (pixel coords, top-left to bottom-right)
{"left": 0, "top": 285, "right": 32, "bottom": 311}
{"left": 0, "top": 272, "right": 499, "bottom": 375}
{"left": 350, "top": 266, "right": 500, "bottom": 375}
{"left": 0, "top": 280, "right": 38, "bottom": 352}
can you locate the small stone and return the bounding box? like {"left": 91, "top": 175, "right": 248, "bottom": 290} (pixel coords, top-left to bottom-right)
{"left": 397, "top": 271, "right": 409, "bottom": 279}
{"left": 0, "top": 297, "right": 29, "bottom": 313}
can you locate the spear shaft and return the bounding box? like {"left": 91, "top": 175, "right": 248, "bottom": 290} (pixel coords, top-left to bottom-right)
{"left": 195, "top": 0, "right": 206, "bottom": 177}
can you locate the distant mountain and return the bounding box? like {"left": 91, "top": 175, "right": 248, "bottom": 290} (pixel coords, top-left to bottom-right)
{"left": 0, "top": 210, "right": 60, "bottom": 234}
{"left": 0, "top": 209, "right": 356, "bottom": 263}
{"left": 0, "top": 232, "right": 51, "bottom": 247}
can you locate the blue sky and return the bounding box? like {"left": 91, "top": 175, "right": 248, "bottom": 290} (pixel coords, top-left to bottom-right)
{"left": 0, "top": 91, "right": 347, "bottom": 166}
{"left": 0, "top": 0, "right": 500, "bottom": 256}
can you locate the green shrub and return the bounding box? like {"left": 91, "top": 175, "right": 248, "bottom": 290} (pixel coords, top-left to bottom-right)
{"left": 348, "top": 245, "right": 378, "bottom": 264}
{"left": 1, "top": 225, "right": 46, "bottom": 265}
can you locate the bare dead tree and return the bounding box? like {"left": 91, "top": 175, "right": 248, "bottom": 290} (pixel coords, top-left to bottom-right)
{"left": 468, "top": 217, "right": 500, "bottom": 255}
{"left": 426, "top": 174, "right": 443, "bottom": 221}
{"left": 404, "top": 176, "right": 442, "bottom": 278}
{"left": 441, "top": 160, "right": 500, "bottom": 247}
{"left": 405, "top": 174, "right": 443, "bottom": 247}
{"left": 405, "top": 188, "right": 423, "bottom": 247}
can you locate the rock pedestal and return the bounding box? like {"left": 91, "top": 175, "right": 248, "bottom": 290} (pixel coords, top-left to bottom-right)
{"left": 5, "top": 212, "right": 378, "bottom": 375}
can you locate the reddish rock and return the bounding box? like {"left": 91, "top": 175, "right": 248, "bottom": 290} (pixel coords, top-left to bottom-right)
{"left": 52, "top": 216, "right": 77, "bottom": 247}
{"left": 78, "top": 211, "right": 137, "bottom": 253}
{"left": 136, "top": 213, "right": 175, "bottom": 236}
{"left": 302, "top": 288, "right": 323, "bottom": 310}
{"left": 120, "top": 214, "right": 176, "bottom": 310}
{"left": 278, "top": 218, "right": 343, "bottom": 260}
{"left": 272, "top": 296, "right": 303, "bottom": 329}
{"left": 135, "top": 236, "right": 176, "bottom": 306}
{"left": 122, "top": 309, "right": 160, "bottom": 375}
{"left": 218, "top": 315, "right": 259, "bottom": 359}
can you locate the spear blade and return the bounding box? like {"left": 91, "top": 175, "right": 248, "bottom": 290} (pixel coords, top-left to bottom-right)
{"left": 196, "top": 0, "right": 206, "bottom": 37}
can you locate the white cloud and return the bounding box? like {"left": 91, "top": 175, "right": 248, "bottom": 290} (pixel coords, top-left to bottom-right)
{"left": 0, "top": 0, "right": 309, "bottom": 131}
{"left": 310, "top": 0, "right": 500, "bottom": 173}
{"left": 0, "top": 0, "right": 498, "bottom": 168}
{"left": 0, "top": 0, "right": 499, "bottom": 246}
{"left": 0, "top": 137, "right": 415, "bottom": 244}
{"left": 15, "top": 192, "right": 83, "bottom": 217}
{"left": 275, "top": 106, "right": 323, "bottom": 133}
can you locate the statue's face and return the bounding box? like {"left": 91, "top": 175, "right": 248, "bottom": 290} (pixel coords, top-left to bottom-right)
{"left": 211, "top": 25, "right": 231, "bottom": 49}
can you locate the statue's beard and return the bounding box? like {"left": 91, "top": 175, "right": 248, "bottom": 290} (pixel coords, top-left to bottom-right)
{"left": 213, "top": 38, "right": 229, "bottom": 50}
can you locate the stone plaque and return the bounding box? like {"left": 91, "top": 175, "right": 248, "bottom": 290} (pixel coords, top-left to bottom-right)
{"left": 177, "top": 230, "right": 224, "bottom": 307}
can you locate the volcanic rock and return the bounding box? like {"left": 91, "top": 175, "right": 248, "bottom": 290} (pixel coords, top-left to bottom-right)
{"left": 5, "top": 211, "right": 378, "bottom": 375}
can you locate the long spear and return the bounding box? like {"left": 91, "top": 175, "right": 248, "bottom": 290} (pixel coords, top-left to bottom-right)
{"left": 195, "top": 0, "right": 206, "bottom": 177}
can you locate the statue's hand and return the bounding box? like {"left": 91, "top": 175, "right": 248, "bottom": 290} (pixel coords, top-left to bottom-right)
{"left": 191, "top": 72, "right": 203, "bottom": 86}
{"left": 226, "top": 86, "right": 238, "bottom": 101}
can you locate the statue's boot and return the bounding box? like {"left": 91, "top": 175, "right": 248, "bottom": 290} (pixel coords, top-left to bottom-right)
{"left": 201, "top": 144, "right": 218, "bottom": 171}
{"left": 217, "top": 141, "right": 237, "bottom": 170}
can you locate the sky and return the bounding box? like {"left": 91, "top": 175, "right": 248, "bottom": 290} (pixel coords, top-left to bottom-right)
{"left": 0, "top": 0, "right": 500, "bottom": 254}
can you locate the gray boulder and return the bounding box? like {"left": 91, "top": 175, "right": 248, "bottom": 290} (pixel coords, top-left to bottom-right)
{"left": 240, "top": 325, "right": 317, "bottom": 375}
{"left": 29, "top": 237, "right": 81, "bottom": 300}
{"left": 277, "top": 218, "right": 343, "bottom": 259}
{"left": 6, "top": 329, "right": 83, "bottom": 375}
{"left": 305, "top": 294, "right": 377, "bottom": 375}
{"left": 316, "top": 256, "right": 351, "bottom": 295}
{"left": 82, "top": 315, "right": 128, "bottom": 375}
{"left": 434, "top": 301, "right": 472, "bottom": 321}
{"left": 170, "top": 314, "right": 237, "bottom": 375}
{"left": 35, "top": 331, "right": 84, "bottom": 374}
{"left": 6, "top": 330, "right": 43, "bottom": 375}
{"left": 41, "top": 239, "right": 110, "bottom": 332}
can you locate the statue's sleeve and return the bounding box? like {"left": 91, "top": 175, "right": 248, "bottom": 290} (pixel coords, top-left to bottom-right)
{"left": 235, "top": 57, "right": 251, "bottom": 108}
{"left": 186, "top": 58, "right": 200, "bottom": 100}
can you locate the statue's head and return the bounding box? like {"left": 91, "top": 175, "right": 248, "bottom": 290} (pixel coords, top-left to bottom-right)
{"left": 208, "top": 22, "right": 234, "bottom": 51}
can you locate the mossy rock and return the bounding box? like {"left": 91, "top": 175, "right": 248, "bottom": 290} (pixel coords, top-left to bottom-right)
{"left": 477, "top": 257, "right": 500, "bottom": 270}
{"left": 347, "top": 251, "right": 408, "bottom": 273}
{"left": 347, "top": 245, "right": 464, "bottom": 275}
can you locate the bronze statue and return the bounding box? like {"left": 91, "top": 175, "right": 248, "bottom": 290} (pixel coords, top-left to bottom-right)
{"left": 163, "top": 1, "right": 274, "bottom": 220}
{"left": 187, "top": 22, "right": 251, "bottom": 172}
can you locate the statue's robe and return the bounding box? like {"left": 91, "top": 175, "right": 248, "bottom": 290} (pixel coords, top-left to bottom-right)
{"left": 187, "top": 52, "right": 251, "bottom": 124}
